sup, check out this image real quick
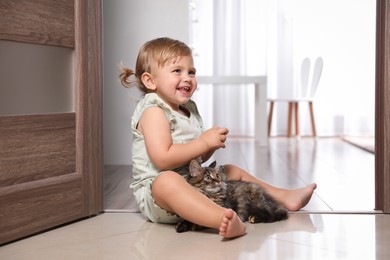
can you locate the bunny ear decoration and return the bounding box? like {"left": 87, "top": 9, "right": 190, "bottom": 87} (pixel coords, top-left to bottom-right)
{"left": 309, "top": 57, "right": 323, "bottom": 98}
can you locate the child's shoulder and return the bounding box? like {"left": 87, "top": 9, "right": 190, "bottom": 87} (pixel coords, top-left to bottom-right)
{"left": 133, "top": 93, "right": 175, "bottom": 121}
{"left": 136, "top": 93, "right": 166, "bottom": 110}
{"left": 183, "top": 99, "right": 200, "bottom": 115}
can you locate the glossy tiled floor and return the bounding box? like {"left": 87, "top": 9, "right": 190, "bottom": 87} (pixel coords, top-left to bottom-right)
{"left": 1, "top": 212, "right": 389, "bottom": 259}
{"left": 103, "top": 137, "right": 376, "bottom": 213}
{"left": 1, "top": 138, "right": 388, "bottom": 259}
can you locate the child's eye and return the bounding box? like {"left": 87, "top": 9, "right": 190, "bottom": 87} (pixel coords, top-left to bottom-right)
{"left": 189, "top": 70, "right": 196, "bottom": 76}
{"left": 173, "top": 69, "right": 181, "bottom": 73}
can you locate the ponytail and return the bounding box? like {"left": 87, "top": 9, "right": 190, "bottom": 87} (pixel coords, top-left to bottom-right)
{"left": 119, "top": 63, "right": 136, "bottom": 88}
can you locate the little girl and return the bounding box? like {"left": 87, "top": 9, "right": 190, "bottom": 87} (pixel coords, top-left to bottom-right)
{"left": 120, "top": 37, "right": 317, "bottom": 238}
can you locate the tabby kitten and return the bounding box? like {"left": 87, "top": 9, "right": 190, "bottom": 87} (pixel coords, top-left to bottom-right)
{"left": 175, "top": 160, "right": 288, "bottom": 233}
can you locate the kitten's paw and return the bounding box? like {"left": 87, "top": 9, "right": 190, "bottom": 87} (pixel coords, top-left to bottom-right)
{"left": 248, "top": 215, "right": 264, "bottom": 223}
{"left": 175, "top": 220, "right": 193, "bottom": 233}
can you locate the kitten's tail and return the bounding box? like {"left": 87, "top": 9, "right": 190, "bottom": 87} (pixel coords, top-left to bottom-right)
{"left": 274, "top": 207, "right": 288, "bottom": 221}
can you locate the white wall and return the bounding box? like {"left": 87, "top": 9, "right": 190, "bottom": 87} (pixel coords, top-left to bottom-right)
{"left": 103, "top": 0, "right": 189, "bottom": 165}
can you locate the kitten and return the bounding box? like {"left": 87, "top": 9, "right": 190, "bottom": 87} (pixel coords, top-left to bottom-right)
{"left": 175, "top": 160, "right": 288, "bottom": 233}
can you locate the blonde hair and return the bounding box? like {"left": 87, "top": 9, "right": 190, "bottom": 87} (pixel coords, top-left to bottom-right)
{"left": 119, "top": 37, "right": 192, "bottom": 93}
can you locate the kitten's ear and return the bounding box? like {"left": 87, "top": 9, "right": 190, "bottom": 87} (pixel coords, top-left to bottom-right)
{"left": 218, "top": 165, "right": 226, "bottom": 173}
{"left": 209, "top": 161, "right": 217, "bottom": 168}
{"left": 189, "top": 159, "right": 202, "bottom": 177}
{"left": 217, "top": 165, "right": 227, "bottom": 180}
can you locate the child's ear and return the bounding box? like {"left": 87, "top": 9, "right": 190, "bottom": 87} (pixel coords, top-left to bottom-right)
{"left": 141, "top": 72, "right": 156, "bottom": 91}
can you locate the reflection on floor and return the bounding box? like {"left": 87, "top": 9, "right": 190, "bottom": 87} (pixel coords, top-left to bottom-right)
{"left": 1, "top": 212, "right": 389, "bottom": 259}
{"left": 342, "top": 135, "right": 375, "bottom": 154}
{"left": 1, "top": 137, "right": 385, "bottom": 259}
{"left": 104, "top": 137, "right": 376, "bottom": 212}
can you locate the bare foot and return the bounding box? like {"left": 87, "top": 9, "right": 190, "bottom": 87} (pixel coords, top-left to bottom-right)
{"left": 283, "top": 183, "right": 317, "bottom": 211}
{"left": 219, "top": 209, "right": 246, "bottom": 238}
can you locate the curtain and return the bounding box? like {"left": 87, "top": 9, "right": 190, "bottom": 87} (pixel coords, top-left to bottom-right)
{"left": 191, "top": 0, "right": 267, "bottom": 136}
{"left": 191, "top": 0, "right": 376, "bottom": 137}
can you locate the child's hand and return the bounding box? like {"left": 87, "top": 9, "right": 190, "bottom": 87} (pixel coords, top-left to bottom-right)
{"left": 199, "top": 126, "right": 229, "bottom": 150}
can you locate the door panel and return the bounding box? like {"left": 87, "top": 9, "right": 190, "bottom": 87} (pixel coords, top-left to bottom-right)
{"left": 0, "top": 172, "right": 82, "bottom": 243}
{"left": 0, "top": 0, "right": 74, "bottom": 47}
{"left": 0, "top": 0, "right": 102, "bottom": 244}
{"left": 0, "top": 114, "right": 75, "bottom": 186}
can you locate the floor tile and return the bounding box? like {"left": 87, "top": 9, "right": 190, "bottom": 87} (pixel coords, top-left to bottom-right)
{"left": 1, "top": 213, "right": 389, "bottom": 260}
{"left": 104, "top": 138, "right": 375, "bottom": 213}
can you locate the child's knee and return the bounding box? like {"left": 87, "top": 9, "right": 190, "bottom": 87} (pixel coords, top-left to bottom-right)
{"left": 152, "top": 171, "right": 184, "bottom": 194}
{"left": 223, "top": 164, "right": 242, "bottom": 180}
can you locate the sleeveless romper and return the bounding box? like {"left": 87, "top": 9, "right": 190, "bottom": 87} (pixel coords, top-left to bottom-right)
{"left": 130, "top": 93, "right": 204, "bottom": 223}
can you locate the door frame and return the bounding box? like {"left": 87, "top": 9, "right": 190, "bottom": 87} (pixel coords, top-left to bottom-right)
{"left": 375, "top": 0, "right": 390, "bottom": 213}
{"left": 75, "top": 0, "right": 103, "bottom": 216}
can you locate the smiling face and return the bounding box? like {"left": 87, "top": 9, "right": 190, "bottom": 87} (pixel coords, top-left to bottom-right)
{"left": 145, "top": 55, "right": 197, "bottom": 112}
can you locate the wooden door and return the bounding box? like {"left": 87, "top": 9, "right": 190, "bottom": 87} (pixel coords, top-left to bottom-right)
{"left": 0, "top": 0, "right": 103, "bottom": 244}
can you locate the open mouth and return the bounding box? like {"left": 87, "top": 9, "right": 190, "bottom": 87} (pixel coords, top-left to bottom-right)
{"left": 177, "top": 86, "right": 191, "bottom": 93}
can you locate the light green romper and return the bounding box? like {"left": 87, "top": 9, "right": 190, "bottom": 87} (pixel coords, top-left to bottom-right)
{"left": 130, "top": 93, "right": 204, "bottom": 223}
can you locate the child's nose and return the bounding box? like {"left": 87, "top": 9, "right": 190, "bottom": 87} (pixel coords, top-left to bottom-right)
{"left": 182, "top": 74, "right": 192, "bottom": 82}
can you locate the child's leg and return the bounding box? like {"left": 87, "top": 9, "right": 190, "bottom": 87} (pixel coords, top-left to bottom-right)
{"left": 224, "top": 164, "right": 317, "bottom": 211}
{"left": 151, "top": 171, "right": 246, "bottom": 238}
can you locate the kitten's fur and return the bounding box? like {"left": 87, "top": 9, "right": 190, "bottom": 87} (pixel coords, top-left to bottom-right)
{"left": 176, "top": 160, "right": 288, "bottom": 233}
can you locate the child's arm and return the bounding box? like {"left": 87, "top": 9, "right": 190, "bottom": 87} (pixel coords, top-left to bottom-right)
{"left": 201, "top": 148, "right": 217, "bottom": 162}
{"left": 138, "top": 106, "right": 227, "bottom": 170}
